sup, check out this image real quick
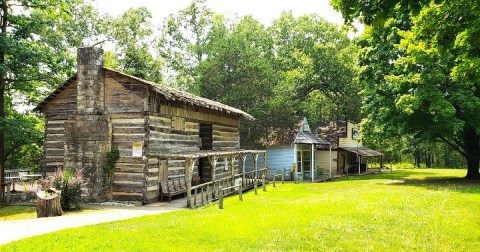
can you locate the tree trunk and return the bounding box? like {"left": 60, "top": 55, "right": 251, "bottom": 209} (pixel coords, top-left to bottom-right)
{"left": 464, "top": 128, "right": 480, "bottom": 179}
{"left": 414, "top": 148, "right": 421, "bottom": 168}
{"left": 0, "top": 0, "right": 8, "bottom": 199}
{"left": 37, "top": 189, "right": 63, "bottom": 218}
{"left": 425, "top": 152, "right": 431, "bottom": 168}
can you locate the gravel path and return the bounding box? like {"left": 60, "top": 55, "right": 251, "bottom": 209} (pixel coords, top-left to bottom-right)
{"left": 0, "top": 200, "right": 185, "bottom": 245}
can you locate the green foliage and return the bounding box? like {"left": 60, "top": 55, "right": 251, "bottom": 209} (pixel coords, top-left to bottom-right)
{"left": 52, "top": 166, "right": 84, "bottom": 211}
{"left": 102, "top": 147, "right": 119, "bottom": 180}
{"left": 2, "top": 112, "right": 44, "bottom": 170}
{"left": 160, "top": 6, "right": 359, "bottom": 146}
{"left": 158, "top": 0, "right": 213, "bottom": 91}
{"left": 3, "top": 169, "right": 480, "bottom": 251}
{"left": 0, "top": 0, "right": 107, "bottom": 169}
{"left": 334, "top": 0, "right": 480, "bottom": 178}
{"left": 106, "top": 7, "right": 163, "bottom": 83}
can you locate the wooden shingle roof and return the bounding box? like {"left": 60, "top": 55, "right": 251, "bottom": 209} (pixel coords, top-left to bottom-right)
{"left": 35, "top": 67, "right": 254, "bottom": 120}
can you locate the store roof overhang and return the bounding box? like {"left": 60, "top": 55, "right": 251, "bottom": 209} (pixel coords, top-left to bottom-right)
{"left": 294, "top": 131, "right": 331, "bottom": 145}
{"left": 339, "top": 146, "right": 383, "bottom": 157}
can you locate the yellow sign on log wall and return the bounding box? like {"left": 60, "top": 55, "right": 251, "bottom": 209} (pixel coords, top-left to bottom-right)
{"left": 132, "top": 142, "right": 143, "bottom": 157}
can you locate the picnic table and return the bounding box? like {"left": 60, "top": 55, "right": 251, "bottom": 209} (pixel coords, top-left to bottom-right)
{"left": 3, "top": 169, "right": 42, "bottom": 193}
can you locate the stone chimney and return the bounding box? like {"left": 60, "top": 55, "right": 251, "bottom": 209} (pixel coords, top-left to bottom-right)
{"left": 76, "top": 47, "right": 105, "bottom": 114}
{"left": 64, "top": 47, "right": 112, "bottom": 202}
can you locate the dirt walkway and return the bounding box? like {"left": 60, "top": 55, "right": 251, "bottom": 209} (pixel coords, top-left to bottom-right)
{"left": 0, "top": 200, "right": 186, "bottom": 245}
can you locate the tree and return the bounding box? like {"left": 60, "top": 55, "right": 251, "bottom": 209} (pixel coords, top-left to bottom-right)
{"left": 0, "top": 0, "right": 65, "bottom": 174}
{"left": 197, "top": 15, "right": 278, "bottom": 145}
{"left": 158, "top": 0, "right": 213, "bottom": 91}
{"left": 106, "top": 7, "right": 162, "bottom": 83}
{"left": 4, "top": 112, "right": 44, "bottom": 171}
{"left": 332, "top": 0, "right": 480, "bottom": 178}
{"left": 269, "top": 12, "right": 360, "bottom": 126}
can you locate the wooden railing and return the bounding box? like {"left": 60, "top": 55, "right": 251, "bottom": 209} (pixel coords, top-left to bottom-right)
{"left": 271, "top": 170, "right": 285, "bottom": 188}
{"left": 188, "top": 167, "right": 268, "bottom": 209}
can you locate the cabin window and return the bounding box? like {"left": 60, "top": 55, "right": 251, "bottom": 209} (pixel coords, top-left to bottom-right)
{"left": 302, "top": 150, "right": 311, "bottom": 172}
{"left": 296, "top": 152, "right": 302, "bottom": 173}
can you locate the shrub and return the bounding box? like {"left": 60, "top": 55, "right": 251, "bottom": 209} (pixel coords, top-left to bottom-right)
{"left": 52, "top": 166, "right": 84, "bottom": 211}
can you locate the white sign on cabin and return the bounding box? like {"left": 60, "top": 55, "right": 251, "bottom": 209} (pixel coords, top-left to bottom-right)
{"left": 132, "top": 142, "right": 143, "bottom": 157}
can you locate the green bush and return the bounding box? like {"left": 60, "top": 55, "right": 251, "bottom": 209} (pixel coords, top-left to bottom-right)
{"left": 52, "top": 167, "right": 84, "bottom": 211}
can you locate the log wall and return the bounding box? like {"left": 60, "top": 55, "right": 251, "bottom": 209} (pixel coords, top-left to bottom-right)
{"left": 42, "top": 69, "right": 244, "bottom": 203}
{"left": 145, "top": 94, "right": 242, "bottom": 202}
{"left": 43, "top": 82, "right": 77, "bottom": 172}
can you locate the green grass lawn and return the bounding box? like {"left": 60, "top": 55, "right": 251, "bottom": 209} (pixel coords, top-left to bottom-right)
{"left": 0, "top": 205, "right": 104, "bottom": 221}
{"left": 2, "top": 169, "right": 480, "bottom": 251}
{"left": 0, "top": 205, "right": 36, "bottom": 220}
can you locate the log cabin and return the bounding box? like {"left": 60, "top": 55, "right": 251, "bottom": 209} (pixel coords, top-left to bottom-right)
{"left": 36, "top": 47, "right": 265, "bottom": 205}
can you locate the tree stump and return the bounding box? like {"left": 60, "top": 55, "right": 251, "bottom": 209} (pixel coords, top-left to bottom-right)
{"left": 36, "top": 188, "right": 63, "bottom": 218}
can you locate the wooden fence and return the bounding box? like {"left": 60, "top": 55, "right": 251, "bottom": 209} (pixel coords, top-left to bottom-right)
{"left": 189, "top": 168, "right": 269, "bottom": 209}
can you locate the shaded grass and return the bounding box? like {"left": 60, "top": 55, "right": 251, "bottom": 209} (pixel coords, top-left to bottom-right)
{"left": 0, "top": 205, "right": 36, "bottom": 220}
{"left": 0, "top": 205, "right": 105, "bottom": 221}
{"left": 2, "top": 169, "right": 480, "bottom": 251}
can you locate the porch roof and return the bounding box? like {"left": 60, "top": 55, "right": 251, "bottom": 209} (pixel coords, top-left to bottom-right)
{"left": 340, "top": 146, "right": 383, "bottom": 157}
{"left": 294, "top": 131, "right": 331, "bottom": 145}
{"left": 148, "top": 149, "right": 266, "bottom": 159}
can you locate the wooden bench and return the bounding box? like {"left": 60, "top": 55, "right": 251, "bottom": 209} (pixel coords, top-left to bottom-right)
{"left": 160, "top": 178, "right": 187, "bottom": 202}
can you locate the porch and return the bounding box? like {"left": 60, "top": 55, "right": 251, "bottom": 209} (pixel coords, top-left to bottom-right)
{"left": 150, "top": 149, "right": 267, "bottom": 208}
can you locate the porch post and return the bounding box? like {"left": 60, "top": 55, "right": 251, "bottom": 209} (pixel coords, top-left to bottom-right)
{"left": 253, "top": 153, "right": 258, "bottom": 195}
{"left": 293, "top": 144, "right": 297, "bottom": 180}
{"left": 329, "top": 145, "right": 332, "bottom": 178}
{"left": 208, "top": 155, "right": 218, "bottom": 182}
{"left": 359, "top": 155, "right": 361, "bottom": 175}
{"left": 311, "top": 144, "right": 314, "bottom": 182}
{"left": 185, "top": 157, "right": 196, "bottom": 208}
{"left": 263, "top": 152, "right": 268, "bottom": 180}
{"left": 229, "top": 156, "right": 236, "bottom": 186}
{"left": 241, "top": 154, "right": 247, "bottom": 184}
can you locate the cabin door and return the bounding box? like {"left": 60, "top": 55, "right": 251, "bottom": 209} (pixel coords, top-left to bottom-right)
{"left": 296, "top": 145, "right": 311, "bottom": 180}
{"left": 199, "top": 123, "right": 213, "bottom": 181}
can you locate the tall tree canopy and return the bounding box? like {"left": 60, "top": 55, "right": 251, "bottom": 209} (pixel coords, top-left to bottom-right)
{"left": 332, "top": 0, "right": 480, "bottom": 178}
{"left": 159, "top": 3, "right": 359, "bottom": 146}
{"left": 106, "top": 7, "right": 162, "bottom": 83}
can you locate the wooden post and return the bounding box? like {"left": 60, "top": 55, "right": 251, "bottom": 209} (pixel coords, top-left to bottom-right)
{"left": 0, "top": 163, "right": 3, "bottom": 202}
{"left": 208, "top": 155, "right": 217, "bottom": 198}
{"left": 359, "top": 155, "right": 361, "bottom": 175}
{"left": 262, "top": 175, "right": 266, "bottom": 192}
{"left": 311, "top": 144, "right": 314, "bottom": 182}
{"left": 273, "top": 175, "right": 276, "bottom": 188}
{"left": 253, "top": 153, "right": 258, "bottom": 195}
{"left": 6, "top": 182, "right": 11, "bottom": 203}
{"left": 229, "top": 156, "right": 236, "bottom": 187}
{"left": 239, "top": 181, "right": 243, "bottom": 201}
{"left": 206, "top": 184, "right": 210, "bottom": 203}
{"left": 329, "top": 145, "right": 332, "bottom": 179}
{"left": 218, "top": 186, "right": 224, "bottom": 209}
{"left": 185, "top": 158, "right": 196, "bottom": 208}
{"left": 294, "top": 164, "right": 297, "bottom": 184}
{"left": 241, "top": 154, "right": 247, "bottom": 186}
{"left": 263, "top": 152, "right": 268, "bottom": 180}
{"left": 282, "top": 168, "right": 285, "bottom": 184}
